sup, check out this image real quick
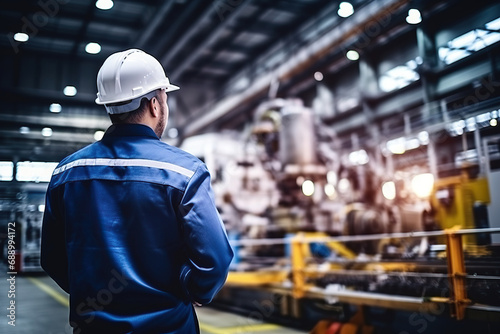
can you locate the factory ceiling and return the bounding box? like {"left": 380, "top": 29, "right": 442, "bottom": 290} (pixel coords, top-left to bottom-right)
{"left": 0, "top": 0, "right": 495, "bottom": 165}
{"left": 0, "top": 0, "right": 343, "bottom": 162}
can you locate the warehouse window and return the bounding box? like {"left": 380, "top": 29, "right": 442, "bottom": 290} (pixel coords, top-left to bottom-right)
{"left": 439, "top": 17, "right": 500, "bottom": 65}
{"left": 0, "top": 161, "right": 14, "bottom": 181}
{"left": 16, "top": 161, "right": 58, "bottom": 182}
{"left": 379, "top": 57, "right": 421, "bottom": 93}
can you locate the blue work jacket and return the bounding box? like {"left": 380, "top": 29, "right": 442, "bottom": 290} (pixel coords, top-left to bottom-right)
{"left": 41, "top": 124, "right": 233, "bottom": 333}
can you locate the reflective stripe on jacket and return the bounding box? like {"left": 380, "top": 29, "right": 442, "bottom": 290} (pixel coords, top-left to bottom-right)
{"left": 41, "top": 124, "right": 233, "bottom": 333}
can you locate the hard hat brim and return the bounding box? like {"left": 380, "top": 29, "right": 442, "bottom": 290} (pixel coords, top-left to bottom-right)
{"left": 95, "top": 83, "right": 180, "bottom": 105}
{"left": 164, "top": 84, "right": 180, "bottom": 93}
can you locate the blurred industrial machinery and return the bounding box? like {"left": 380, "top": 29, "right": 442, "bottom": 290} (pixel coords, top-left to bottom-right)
{"left": 181, "top": 98, "right": 500, "bottom": 331}
{"left": 0, "top": 185, "right": 46, "bottom": 273}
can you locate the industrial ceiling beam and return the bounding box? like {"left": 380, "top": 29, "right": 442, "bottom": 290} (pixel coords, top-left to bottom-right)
{"left": 70, "top": 1, "right": 96, "bottom": 56}
{"left": 169, "top": 0, "right": 252, "bottom": 81}
{"left": 159, "top": 0, "right": 249, "bottom": 72}
{"left": 181, "top": 0, "right": 410, "bottom": 137}
{"left": 151, "top": 0, "right": 204, "bottom": 59}
{"left": 134, "top": 1, "right": 176, "bottom": 49}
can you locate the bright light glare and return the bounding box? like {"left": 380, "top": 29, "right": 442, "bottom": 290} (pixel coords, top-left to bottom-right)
{"left": 96, "top": 0, "right": 113, "bottom": 10}
{"left": 382, "top": 181, "right": 396, "bottom": 200}
{"left": 349, "top": 149, "right": 369, "bottom": 165}
{"left": 302, "top": 180, "right": 315, "bottom": 197}
{"left": 0, "top": 162, "right": 14, "bottom": 181}
{"left": 38, "top": 205, "right": 45, "bottom": 212}
{"left": 324, "top": 184, "right": 336, "bottom": 198}
{"left": 327, "top": 171, "right": 337, "bottom": 185}
{"left": 49, "top": 103, "right": 62, "bottom": 113}
{"left": 346, "top": 50, "right": 359, "bottom": 61}
{"left": 14, "top": 33, "right": 29, "bottom": 42}
{"left": 439, "top": 17, "right": 500, "bottom": 65}
{"left": 314, "top": 71, "right": 323, "bottom": 81}
{"left": 85, "top": 42, "right": 101, "bottom": 54}
{"left": 418, "top": 131, "right": 429, "bottom": 145}
{"left": 411, "top": 173, "right": 434, "bottom": 198}
{"left": 386, "top": 137, "right": 406, "bottom": 154}
{"left": 16, "top": 161, "right": 58, "bottom": 182}
{"left": 41, "top": 128, "right": 53, "bottom": 137}
{"left": 406, "top": 9, "right": 422, "bottom": 24}
{"left": 63, "top": 86, "right": 77, "bottom": 96}
{"left": 338, "top": 2, "right": 354, "bottom": 18}
{"left": 338, "top": 178, "right": 350, "bottom": 193}
{"left": 19, "top": 126, "right": 30, "bottom": 134}
{"left": 379, "top": 60, "right": 420, "bottom": 92}
{"left": 94, "top": 130, "right": 105, "bottom": 141}
{"left": 486, "top": 17, "right": 500, "bottom": 30}
{"left": 490, "top": 119, "right": 498, "bottom": 126}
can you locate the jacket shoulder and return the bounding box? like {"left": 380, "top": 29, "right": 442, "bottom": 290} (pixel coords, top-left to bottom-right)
{"left": 155, "top": 141, "right": 206, "bottom": 172}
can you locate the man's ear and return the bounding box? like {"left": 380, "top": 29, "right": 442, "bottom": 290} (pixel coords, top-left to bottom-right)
{"left": 149, "top": 97, "right": 159, "bottom": 117}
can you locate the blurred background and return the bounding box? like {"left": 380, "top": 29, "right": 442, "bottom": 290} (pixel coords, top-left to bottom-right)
{"left": 1, "top": 0, "right": 500, "bottom": 333}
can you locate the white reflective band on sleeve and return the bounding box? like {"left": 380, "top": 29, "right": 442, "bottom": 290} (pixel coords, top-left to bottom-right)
{"left": 53, "top": 158, "right": 195, "bottom": 178}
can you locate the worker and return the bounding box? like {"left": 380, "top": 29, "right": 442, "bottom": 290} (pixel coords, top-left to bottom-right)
{"left": 41, "top": 49, "right": 233, "bottom": 333}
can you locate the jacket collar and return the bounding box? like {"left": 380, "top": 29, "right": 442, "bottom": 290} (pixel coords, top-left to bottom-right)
{"left": 103, "top": 124, "right": 159, "bottom": 140}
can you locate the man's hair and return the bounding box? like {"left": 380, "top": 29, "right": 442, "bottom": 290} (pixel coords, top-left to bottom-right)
{"left": 108, "top": 89, "right": 161, "bottom": 124}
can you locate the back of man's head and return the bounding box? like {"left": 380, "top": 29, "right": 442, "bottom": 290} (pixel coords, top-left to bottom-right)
{"left": 95, "top": 49, "right": 179, "bottom": 118}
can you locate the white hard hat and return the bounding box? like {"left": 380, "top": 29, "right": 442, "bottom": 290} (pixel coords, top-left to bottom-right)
{"left": 95, "top": 49, "right": 179, "bottom": 114}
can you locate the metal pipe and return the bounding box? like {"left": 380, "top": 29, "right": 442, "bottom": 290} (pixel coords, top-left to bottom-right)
{"left": 229, "top": 227, "right": 500, "bottom": 246}
{"left": 305, "top": 286, "right": 440, "bottom": 313}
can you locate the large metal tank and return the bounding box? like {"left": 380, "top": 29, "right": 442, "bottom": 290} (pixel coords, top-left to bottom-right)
{"left": 279, "top": 101, "right": 318, "bottom": 166}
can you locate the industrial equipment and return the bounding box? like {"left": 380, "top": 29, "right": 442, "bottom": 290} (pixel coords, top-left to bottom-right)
{"left": 181, "top": 98, "right": 500, "bottom": 332}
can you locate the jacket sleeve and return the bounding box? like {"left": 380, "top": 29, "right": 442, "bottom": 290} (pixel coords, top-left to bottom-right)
{"left": 179, "top": 164, "right": 234, "bottom": 305}
{"left": 40, "top": 185, "right": 70, "bottom": 293}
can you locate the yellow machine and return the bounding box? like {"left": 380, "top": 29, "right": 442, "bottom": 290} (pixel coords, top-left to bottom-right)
{"left": 431, "top": 171, "right": 491, "bottom": 245}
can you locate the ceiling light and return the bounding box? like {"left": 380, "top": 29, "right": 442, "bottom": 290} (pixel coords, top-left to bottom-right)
{"left": 85, "top": 42, "right": 101, "bottom": 54}
{"left": 19, "top": 126, "right": 30, "bottom": 134}
{"left": 406, "top": 9, "right": 422, "bottom": 24}
{"left": 41, "top": 128, "right": 53, "bottom": 137}
{"left": 94, "top": 130, "right": 105, "bottom": 141}
{"left": 63, "top": 86, "right": 77, "bottom": 96}
{"left": 314, "top": 71, "right": 323, "bottom": 81}
{"left": 346, "top": 50, "right": 359, "bottom": 61}
{"left": 338, "top": 2, "right": 354, "bottom": 18}
{"left": 491, "top": 119, "right": 498, "bottom": 127}
{"left": 49, "top": 103, "right": 62, "bottom": 113}
{"left": 96, "top": 0, "right": 113, "bottom": 10}
{"left": 14, "top": 33, "right": 29, "bottom": 42}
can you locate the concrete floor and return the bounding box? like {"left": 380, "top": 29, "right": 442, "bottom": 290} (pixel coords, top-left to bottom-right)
{"left": 0, "top": 263, "right": 306, "bottom": 334}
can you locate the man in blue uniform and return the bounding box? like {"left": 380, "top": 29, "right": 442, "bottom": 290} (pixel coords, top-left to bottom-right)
{"left": 41, "top": 49, "right": 233, "bottom": 333}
